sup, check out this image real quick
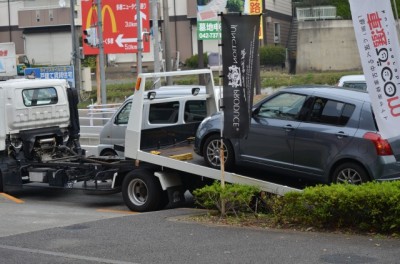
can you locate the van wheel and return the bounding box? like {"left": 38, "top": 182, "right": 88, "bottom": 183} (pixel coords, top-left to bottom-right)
{"left": 100, "top": 149, "right": 118, "bottom": 157}
{"left": 332, "top": 162, "right": 369, "bottom": 184}
{"left": 122, "top": 169, "right": 165, "bottom": 212}
{"left": 203, "top": 134, "right": 234, "bottom": 170}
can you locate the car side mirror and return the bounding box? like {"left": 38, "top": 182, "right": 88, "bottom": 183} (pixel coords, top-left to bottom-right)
{"left": 252, "top": 107, "right": 260, "bottom": 117}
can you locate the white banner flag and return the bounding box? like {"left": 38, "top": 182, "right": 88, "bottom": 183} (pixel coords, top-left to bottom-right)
{"left": 350, "top": 0, "right": 400, "bottom": 139}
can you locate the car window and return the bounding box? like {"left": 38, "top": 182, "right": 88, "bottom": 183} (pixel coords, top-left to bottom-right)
{"left": 308, "top": 97, "right": 355, "bottom": 126}
{"left": 184, "top": 100, "right": 206, "bottom": 122}
{"left": 148, "top": 101, "right": 179, "bottom": 124}
{"left": 257, "top": 93, "right": 306, "bottom": 120}
{"left": 342, "top": 81, "right": 367, "bottom": 91}
{"left": 22, "top": 87, "right": 58, "bottom": 106}
{"left": 115, "top": 102, "right": 132, "bottom": 125}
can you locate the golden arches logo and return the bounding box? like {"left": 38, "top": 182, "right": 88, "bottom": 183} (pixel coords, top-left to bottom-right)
{"left": 86, "top": 5, "right": 117, "bottom": 33}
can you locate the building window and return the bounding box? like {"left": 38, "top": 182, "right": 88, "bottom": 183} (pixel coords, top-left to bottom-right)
{"left": 274, "top": 23, "right": 280, "bottom": 44}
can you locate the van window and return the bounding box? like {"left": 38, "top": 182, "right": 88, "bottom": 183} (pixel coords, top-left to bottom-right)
{"left": 184, "top": 100, "right": 207, "bottom": 122}
{"left": 115, "top": 102, "right": 132, "bottom": 125}
{"left": 22, "top": 87, "right": 58, "bottom": 106}
{"left": 149, "top": 101, "right": 179, "bottom": 124}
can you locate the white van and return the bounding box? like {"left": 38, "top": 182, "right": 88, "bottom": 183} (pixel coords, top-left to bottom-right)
{"left": 97, "top": 85, "right": 207, "bottom": 157}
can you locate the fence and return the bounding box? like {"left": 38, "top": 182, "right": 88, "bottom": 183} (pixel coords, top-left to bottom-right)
{"left": 296, "top": 6, "right": 337, "bottom": 21}
{"left": 79, "top": 101, "right": 122, "bottom": 145}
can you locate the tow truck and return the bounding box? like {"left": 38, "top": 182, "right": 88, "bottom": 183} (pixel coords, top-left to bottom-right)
{"left": 0, "top": 69, "right": 298, "bottom": 212}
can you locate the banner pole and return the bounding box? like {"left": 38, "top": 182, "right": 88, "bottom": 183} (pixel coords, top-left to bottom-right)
{"left": 219, "top": 11, "right": 226, "bottom": 217}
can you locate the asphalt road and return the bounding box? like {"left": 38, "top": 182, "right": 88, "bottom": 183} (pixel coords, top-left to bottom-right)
{"left": 1, "top": 187, "right": 399, "bottom": 264}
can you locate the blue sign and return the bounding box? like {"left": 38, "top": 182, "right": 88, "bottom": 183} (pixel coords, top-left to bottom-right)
{"left": 24, "top": 66, "right": 74, "bottom": 84}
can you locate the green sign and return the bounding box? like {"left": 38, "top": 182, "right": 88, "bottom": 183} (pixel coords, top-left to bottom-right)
{"left": 197, "top": 21, "right": 221, "bottom": 40}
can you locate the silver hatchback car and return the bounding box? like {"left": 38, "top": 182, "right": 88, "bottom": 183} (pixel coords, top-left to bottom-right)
{"left": 194, "top": 86, "right": 400, "bottom": 184}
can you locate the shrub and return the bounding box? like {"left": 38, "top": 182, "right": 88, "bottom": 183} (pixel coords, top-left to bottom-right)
{"left": 259, "top": 45, "right": 286, "bottom": 67}
{"left": 226, "top": 0, "right": 244, "bottom": 12}
{"left": 193, "top": 181, "right": 266, "bottom": 216}
{"left": 272, "top": 181, "right": 400, "bottom": 234}
{"left": 82, "top": 55, "right": 96, "bottom": 71}
{"left": 185, "top": 53, "right": 208, "bottom": 69}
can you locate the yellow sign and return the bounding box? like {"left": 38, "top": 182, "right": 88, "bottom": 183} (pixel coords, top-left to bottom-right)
{"left": 247, "top": 0, "right": 263, "bottom": 40}
{"left": 86, "top": 5, "right": 117, "bottom": 33}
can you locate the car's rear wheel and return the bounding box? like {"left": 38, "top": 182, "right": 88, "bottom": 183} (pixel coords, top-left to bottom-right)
{"left": 332, "top": 162, "right": 369, "bottom": 184}
{"left": 203, "top": 134, "right": 234, "bottom": 170}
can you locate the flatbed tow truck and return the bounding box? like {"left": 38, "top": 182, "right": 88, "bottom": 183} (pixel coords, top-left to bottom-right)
{"left": 0, "top": 70, "right": 299, "bottom": 212}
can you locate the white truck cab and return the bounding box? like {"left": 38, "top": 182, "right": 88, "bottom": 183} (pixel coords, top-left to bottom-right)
{"left": 0, "top": 78, "right": 73, "bottom": 153}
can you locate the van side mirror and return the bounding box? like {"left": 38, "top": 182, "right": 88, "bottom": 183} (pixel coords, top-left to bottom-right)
{"left": 192, "top": 87, "right": 200, "bottom": 96}
{"left": 147, "top": 91, "right": 156, "bottom": 100}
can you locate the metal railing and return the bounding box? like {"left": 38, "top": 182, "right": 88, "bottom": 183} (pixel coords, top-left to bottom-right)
{"left": 78, "top": 100, "right": 122, "bottom": 127}
{"left": 296, "top": 6, "right": 337, "bottom": 21}
{"left": 78, "top": 101, "right": 122, "bottom": 145}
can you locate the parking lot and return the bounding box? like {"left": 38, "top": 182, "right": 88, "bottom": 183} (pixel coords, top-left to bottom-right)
{"left": 1, "top": 187, "right": 400, "bottom": 264}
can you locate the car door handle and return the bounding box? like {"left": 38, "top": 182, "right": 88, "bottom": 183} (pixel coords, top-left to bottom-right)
{"left": 283, "top": 124, "right": 294, "bottom": 131}
{"left": 335, "top": 131, "right": 348, "bottom": 139}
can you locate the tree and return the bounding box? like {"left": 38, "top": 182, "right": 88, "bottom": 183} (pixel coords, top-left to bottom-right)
{"left": 226, "top": 0, "right": 244, "bottom": 13}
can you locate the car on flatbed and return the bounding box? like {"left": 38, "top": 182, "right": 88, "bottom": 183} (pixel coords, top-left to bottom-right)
{"left": 194, "top": 85, "right": 400, "bottom": 184}
{"left": 98, "top": 86, "right": 207, "bottom": 157}
{"left": 337, "top": 74, "right": 367, "bottom": 91}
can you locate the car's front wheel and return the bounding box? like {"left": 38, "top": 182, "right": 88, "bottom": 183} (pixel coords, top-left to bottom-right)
{"left": 332, "top": 162, "right": 369, "bottom": 184}
{"left": 203, "top": 134, "right": 234, "bottom": 170}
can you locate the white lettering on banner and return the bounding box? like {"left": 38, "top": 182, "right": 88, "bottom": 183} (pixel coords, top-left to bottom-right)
{"left": 350, "top": 0, "right": 400, "bottom": 139}
{"left": 227, "top": 24, "right": 242, "bottom": 132}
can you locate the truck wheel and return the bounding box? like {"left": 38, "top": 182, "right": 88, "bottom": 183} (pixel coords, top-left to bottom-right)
{"left": 122, "top": 169, "right": 164, "bottom": 212}
{"left": 203, "top": 134, "right": 234, "bottom": 170}
{"left": 0, "top": 171, "right": 3, "bottom": 192}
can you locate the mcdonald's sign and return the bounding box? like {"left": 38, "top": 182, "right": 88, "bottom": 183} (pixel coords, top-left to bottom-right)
{"left": 81, "top": 0, "right": 150, "bottom": 55}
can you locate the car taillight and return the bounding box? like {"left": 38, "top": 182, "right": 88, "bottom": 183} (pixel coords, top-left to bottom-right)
{"left": 363, "top": 132, "right": 393, "bottom": 156}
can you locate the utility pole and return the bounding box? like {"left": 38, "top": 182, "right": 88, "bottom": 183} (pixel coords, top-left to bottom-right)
{"left": 136, "top": 0, "right": 143, "bottom": 75}
{"left": 97, "top": 0, "right": 107, "bottom": 104}
{"left": 162, "top": 0, "right": 172, "bottom": 84}
{"left": 152, "top": 0, "right": 160, "bottom": 74}
{"left": 69, "top": 0, "right": 81, "bottom": 93}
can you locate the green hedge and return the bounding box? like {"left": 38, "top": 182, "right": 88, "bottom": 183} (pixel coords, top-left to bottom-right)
{"left": 259, "top": 45, "right": 286, "bottom": 67}
{"left": 193, "top": 181, "right": 261, "bottom": 215}
{"left": 272, "top": 181, "right": 400, "bottom": 234}
{"left": 185, "top": 53, "right": 208, "bottom": 69}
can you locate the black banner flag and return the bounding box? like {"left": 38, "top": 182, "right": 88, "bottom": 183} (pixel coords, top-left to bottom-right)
{"left": 221, "top": 14, "right": 260, "bottom": 139}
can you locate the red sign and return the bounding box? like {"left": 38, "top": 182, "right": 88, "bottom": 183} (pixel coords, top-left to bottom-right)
{"left": 81, "top": 0, "right": 150, "bottom": 55}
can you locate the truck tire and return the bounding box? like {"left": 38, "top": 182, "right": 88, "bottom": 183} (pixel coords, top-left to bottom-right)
{"left": 122, "top": 169, "right": 165, "bottom": 212}
{"left": 0, "top": 171, "right": 3, "bottom": 192}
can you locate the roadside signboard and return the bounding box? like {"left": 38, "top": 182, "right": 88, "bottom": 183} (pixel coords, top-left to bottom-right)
{"left": 197, "top": 0, "right": 263, "bottom": 40}
{"left": 24, "top": 66, "right": 74, "bottom": 85}
{"left": 350, "top": 0, "right": 400, "bottom": 139}
{"left": 81, "top": 0, "right": 150, "bottom": 55}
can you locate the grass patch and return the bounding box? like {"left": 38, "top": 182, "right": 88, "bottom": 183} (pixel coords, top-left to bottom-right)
{"left": 78, "top": 70, "right": 363, "bottom": 108}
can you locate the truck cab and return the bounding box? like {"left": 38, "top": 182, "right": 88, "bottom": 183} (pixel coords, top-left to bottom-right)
{"left": 0, "top": 78, "right": 80, "bottom": 191}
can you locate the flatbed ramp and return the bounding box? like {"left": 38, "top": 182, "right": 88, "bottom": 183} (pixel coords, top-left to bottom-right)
{"left": 140, "top": 144, "right": 301, "bottom": 196}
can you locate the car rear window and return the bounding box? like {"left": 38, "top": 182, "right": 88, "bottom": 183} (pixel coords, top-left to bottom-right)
{"left": 308, "top": 98, "right": 355, "bottom": 126}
